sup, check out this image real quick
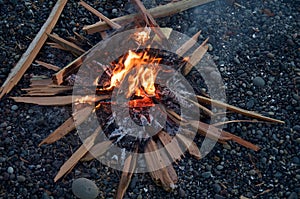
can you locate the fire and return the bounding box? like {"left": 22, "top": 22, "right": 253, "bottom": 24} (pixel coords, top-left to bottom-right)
{"left": 107, "top": 50, "right": 161, "bottom": 98}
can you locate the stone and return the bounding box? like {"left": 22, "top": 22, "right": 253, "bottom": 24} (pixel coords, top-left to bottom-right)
{"left": 72, "top": 178, "right": 99, "bottom": 199}
{"left": 11, "top": 105, "right": 18, "bottom": 111}
{"left": 212, "top": 183, "right": 221, "bottom": 193}
{"left": 17, "top": 175, "right": 26, "bottom": 182}
{"left": 201, "top": 171, "right": 212, "bottom": 179}
{"left": 7, "top": 167, "right": 14, "bottom": 174}
{"left": 253, "top": 76, "right": 265, "bottom": 87}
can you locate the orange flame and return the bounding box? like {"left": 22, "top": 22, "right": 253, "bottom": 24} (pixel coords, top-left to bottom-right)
{"left": 107, "top": 50, "right": 161, "bottom": 98}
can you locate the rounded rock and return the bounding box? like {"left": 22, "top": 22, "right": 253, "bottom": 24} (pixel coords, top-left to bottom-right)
{"left": 11, "top": 105, "right": 18, "bottom": 111}
{"left": 7, "top": 167, "right": 14, "bottom": 174}
{"left": 253, "top": 76, "right": 265, "bottom": 87}
{"left": 72, "top": 178, "right": 99, "bottom": 199}
{"left": 17, "top": 175, "right": 26, "bottom": 182}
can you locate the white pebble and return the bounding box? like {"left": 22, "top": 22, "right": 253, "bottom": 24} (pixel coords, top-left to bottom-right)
{"left": 7, "top": 166, "right": 14, "bottom": 174}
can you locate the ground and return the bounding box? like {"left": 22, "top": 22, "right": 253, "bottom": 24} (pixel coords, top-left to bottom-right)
{"left": 0, "top": 0, "right": 299, "bottom": 198}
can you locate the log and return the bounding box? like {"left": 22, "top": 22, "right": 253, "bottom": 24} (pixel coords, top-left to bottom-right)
{"left": 83, "top": 0, "right": 215, "bottom": 34}
{"left": 0, "top": 0, "right": 68, "bottom": 99}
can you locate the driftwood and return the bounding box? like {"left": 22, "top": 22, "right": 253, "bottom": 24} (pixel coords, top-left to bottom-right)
{"left": 0, "top": 0, "right": 68, "bottom": 99}
{"left": 83, "top": 0, "right": 215, "bottom": 34}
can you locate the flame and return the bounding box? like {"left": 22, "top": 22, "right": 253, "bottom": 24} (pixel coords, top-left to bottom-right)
{"left": 107, "top": 50, "right": 161, "bottom": 98}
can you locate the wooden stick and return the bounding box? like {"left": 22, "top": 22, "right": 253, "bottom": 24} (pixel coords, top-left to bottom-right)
{"left": 35, "top": 60, "right": 61, "bottom": 71}
{"left": 39, "top": 106, "right": 93, "bottom": 146}
{"left": 116, "top": 148, "right": 138, "bottom": 199}
{"left": 176, "top": 30, "right": 202, "bottom": 56}
{"left": 131, "top": 0, "right": 168, "bottom": 43}
{"left": 47, "top": 33, "right": 85, "bottom": 56}
{"left": 176, "top": 133, "right": 201, "bottom": 159}
{"left": 157, "top": 131, "right": 183, "bottom": 162}
{"left": 183, "top": 38, "right": 209, "bottom": 75}
{"left": 81, "top": 140, "right": 113, "bottom": 161}
{"left": 54, "top": 127, "right": 100, "bottom": 182}
{"left": 197, "top": 95, "right": 285, "bottom": 124}
{"left": 0, "top": 0, "right": 68, "bottom": 99}
{"left": 83, "top": 0, "right": 215, "bottom": 34}
{"left": 79, "top": 0, "right": 121, "bottom": 29}
{"left": 10, "top": 95, "right": 110, "bottom": 106}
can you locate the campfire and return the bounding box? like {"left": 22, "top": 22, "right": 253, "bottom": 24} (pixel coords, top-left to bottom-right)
{"left": 0, "top": 0, "right": 284, "bottom": 198}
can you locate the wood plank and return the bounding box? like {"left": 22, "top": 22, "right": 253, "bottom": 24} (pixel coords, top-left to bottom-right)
{"left": 157, "top": 131, "right": 183, "bottom": 162}
{"left": 81, "top": 140, "right": 113, "bottom": 161}
{"left": 83, "top": 0, "right": 215, "bottom": 34}
{"left": 176, "top": 133, "right": 201, "bottom": 160}
{"left": 0, "top": 0, "right": 68, "bottom": 99}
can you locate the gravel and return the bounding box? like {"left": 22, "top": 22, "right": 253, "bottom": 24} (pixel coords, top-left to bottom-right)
{"left": 0, "top": 0, "right": 299, "bottom": 198}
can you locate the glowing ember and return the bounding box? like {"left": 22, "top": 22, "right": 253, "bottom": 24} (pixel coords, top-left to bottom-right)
{"left": 106, "top": 50, "right": 161, "bottom": 98}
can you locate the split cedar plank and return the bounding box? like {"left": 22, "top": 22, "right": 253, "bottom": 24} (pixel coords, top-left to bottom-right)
{"left": 144, "top": 139, "right": 174, "bottom": 191}
{"left": 79, "top": 1, "right": 121, "bottom": 29}
{"left": 176, "top": 30, "right": 202, "bottom": 56}
{"left": 53, "top": 51, "right": 86, "bottom": 85}
{"left": 186, "top": 97, "right": 213, "bottom": 116}
{"left": 10, "top": 95, "right": 110, "bottom": 106}
{"left": 131, "top": 0, "right": 168, "bottom": 43}
{"left": 183, "top": 38, "right": 209, "bottom": 76}
{"left": 83, "top": 0, "right": 215, "bottom": 34}
{"left": 30, "top": 78, "right": 54, "bottom": 86}
{"left": 48, "top": 42, "right": 70, "bottom": 51}
{"left": 47, "top": 33, "right": 85, "bottom": 56}
{"left": 176, "top": 133, "right": 201, "bottom": 160}
{"left": 81, "top": 140, "right": 113, "bottom": 161}
{"left": 35, "top": 60, "right": 60, "bottom": 71}
{"left": 116, "top": 149, "right": 138, "bottom": 199}
{"left": 190, "top": 120, "right": 260, "bottom": 151}
{"left": 39, "top": 106, "right": 93, "bottom": 146}
{"left": 0, "top": 0, "right": 68, "bottom": 99}
{"left": 156, "top": 141, "right": 178, "bottom": 184}
{"left": 157, "top": 131, "right": 183, "bottom": 162}
{"left": 196, "top": 95, "right": 285, "bottom": 124}
{"left": 54, "top": 127, "right": 100, "bottom": 182}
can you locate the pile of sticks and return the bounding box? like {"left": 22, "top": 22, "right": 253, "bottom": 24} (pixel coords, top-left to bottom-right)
{"left": 0, "top": 0, "right": 284, "bottom": 198}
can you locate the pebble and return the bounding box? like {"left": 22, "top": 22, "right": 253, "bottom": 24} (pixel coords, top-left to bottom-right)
{"left": 201, "top": 171, "right": 212, "bottom": 179}
{"left": 293, "top": 125, "right": 300, "bottom": 132}
{"left": 17, "top": 175, "right": 26, "bottom": 182}
{"left": 72, "top": 178, "right": 99, "bottom": 199}
{"left": 288, "top": 192, "right": 298, "bottom": 199}
{"left": 216, "top": 165, "right": 224, "bottom": 170}
{"left": 179, "top": 187, "right": 186, "bottom": 197}
{"left": 11, "top": 105, "right": 18, "bottom": 111}
{"left": 248, "top": 169, "right": 256, "bottom": 176}
{"left": 112, "top": 8, "right": 118, "bottom": 14}
{"left": 212, "top": 183, "right": 222, "bottom": 193}
{"left": 7, "top": 167, "right": 14, "bottom": 174}
{"left": 253, "top": 77, "right": 265, "bottom": 87}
